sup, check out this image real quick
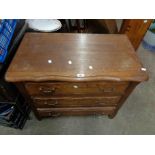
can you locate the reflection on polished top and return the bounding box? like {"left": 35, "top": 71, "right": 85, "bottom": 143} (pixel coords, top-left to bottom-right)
{"left": 5, "top": 33, "right": 148, "bottom": 82}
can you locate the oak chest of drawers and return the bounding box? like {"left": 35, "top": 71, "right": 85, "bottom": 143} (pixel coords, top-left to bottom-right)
{"left": 5, "top": 33, "right": 148, "bottom": 120}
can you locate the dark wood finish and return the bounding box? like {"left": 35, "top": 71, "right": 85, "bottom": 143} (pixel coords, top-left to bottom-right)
{"left": 25, "top": 82, "right": 129, "bottom": 97}
{"left": 37, "top": 107, "right": 115, "bottom": 118}
{"left": 68, "top": 20, "right": 87, "bottom": 33}
{"left": 5, "top": 33, "right": 148, "bottom": 119}
{"left": 98, "top": 19, "right": 118, "bottom": 33}
{"left": 5, "top": 33, "right": 148, "bottom": 82}
{"left": 86, "top": 19, "right": 117, "bottom": 34}
{"left": 108, "top": 82, "right": 138, "bottom": 118}
{"left": 32, "top": 96, "right": 121, "bottom": 108}
{"left": 120, "top": 19, "right": 153, "bottom": 50}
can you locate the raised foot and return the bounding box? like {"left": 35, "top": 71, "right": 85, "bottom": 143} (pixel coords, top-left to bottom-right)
{"left": 108, "top": 114, "right": 116, "bottom": 119}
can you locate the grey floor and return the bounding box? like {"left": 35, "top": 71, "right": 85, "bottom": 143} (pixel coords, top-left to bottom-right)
{"left": 0, "top": 43, "right": 155, "bottom": 135}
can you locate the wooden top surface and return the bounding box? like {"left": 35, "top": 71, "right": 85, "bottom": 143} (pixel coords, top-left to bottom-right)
{"left": 5, "top": 33, "right": 148, "bottom": 82}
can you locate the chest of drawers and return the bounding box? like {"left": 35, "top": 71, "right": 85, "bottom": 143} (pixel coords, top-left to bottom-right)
{"left": 5, "top": 33, "right": 148, "bottom": 120}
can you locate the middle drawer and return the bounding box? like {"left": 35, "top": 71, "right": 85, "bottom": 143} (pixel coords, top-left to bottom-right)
{"left": 32, "top": 96, "right": 121, "bottom": 108}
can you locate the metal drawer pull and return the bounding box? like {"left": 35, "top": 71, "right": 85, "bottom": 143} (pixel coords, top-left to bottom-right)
{"left": 97, "top": 102, "right": 106, "bottom": 105}
{"left": 48, "top": 113, "right": 61, "bottom": 117}
{"left": 100, "top": 87, "right": 114, "bottom": 93}
{"left": 39, "top": 87, "right": 56, "bottom": 94}
{"left": 44, "top": 100, "right": 58, "bottom": 106}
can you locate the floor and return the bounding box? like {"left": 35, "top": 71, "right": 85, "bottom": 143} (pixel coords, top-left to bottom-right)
{"left": 0, "top": 43, "right": 155, "bottom": 135}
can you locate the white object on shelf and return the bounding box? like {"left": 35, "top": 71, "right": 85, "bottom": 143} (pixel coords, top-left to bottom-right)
{"left": 26, "top": 19, "right": 62, "bottom": 32}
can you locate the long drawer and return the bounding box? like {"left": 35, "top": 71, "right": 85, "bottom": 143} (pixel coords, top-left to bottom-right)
{"left": 25, "top": 82, "right": 128, "bottom": 97}
{"left": 33, "top": 96, "right": 121, "bottom": 108}
{"left": 37, "top": 107, "right": 116, "bottom": 117}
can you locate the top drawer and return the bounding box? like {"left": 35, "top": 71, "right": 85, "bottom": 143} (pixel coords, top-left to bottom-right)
{"left": 25, "top": 82, "right": 129, "bottom": 97}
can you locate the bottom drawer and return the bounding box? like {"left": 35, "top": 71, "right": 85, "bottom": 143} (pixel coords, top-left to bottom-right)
{"left": 37, "top": 107, "right": 115, "bottom": 118}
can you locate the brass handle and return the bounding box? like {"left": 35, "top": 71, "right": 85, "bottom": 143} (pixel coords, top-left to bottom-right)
{"left": 44, "top": 100, "right": 58, "bottom": 106}
{"left": 48, "top": 113, "right": 61, "bottom": 117}
{"left": 97, "top": 102, "right": 106, "bottom": 105}
{"left": 100, "top": 87, "right": 114, "bottom": 93}
{"left": 39, "top": 87, "right": 56, "bottom": 94}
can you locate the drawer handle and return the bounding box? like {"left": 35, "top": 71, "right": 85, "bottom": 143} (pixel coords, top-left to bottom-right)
{"left": 44, "top": 100, "right": 58, "bottom": 106}
{"left": 100, "top": 88, "right": 114, "bottom": 93}
{"left": 39, "top": 87, "right": 56, "bottom": 94}
{"left": 48, "top": 113, "right": 61, "bottom": 117}
{"left": 97, "top": 102, "right": 106, "bottom": 105}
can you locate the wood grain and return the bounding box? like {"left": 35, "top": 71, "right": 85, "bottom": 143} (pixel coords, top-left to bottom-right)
{"left": 32, "top": 96, "right": 121, "bottom": 108}
{"left": 25, "top": 81, "right": 129, "bottom": 97}
{"left": 37, "top": 106, "right": 115, "bottom": 117}
{"left": 98, "top": 19, "right": 118, "bottom": 33}
{"left": 5, "top": 33, "right": 148, "bottom": 82}
{"left": 108, "top": 82, "right": 138, "bottom": 118}
{"left": 120, "top": 19, "right": 153, "bottom": 50}
{"left": 5, "top": 33, "right": 149, "bottom": 119}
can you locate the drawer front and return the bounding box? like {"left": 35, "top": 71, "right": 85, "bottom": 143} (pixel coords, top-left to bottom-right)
{"left": 25, "top": 82, "right": 128, "bottom": 97}
{"left": 33, "top": 96, "right": 121, "bottom": 108}
{"left": 37, "top": 107, "right": 115, "bottom": 117}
